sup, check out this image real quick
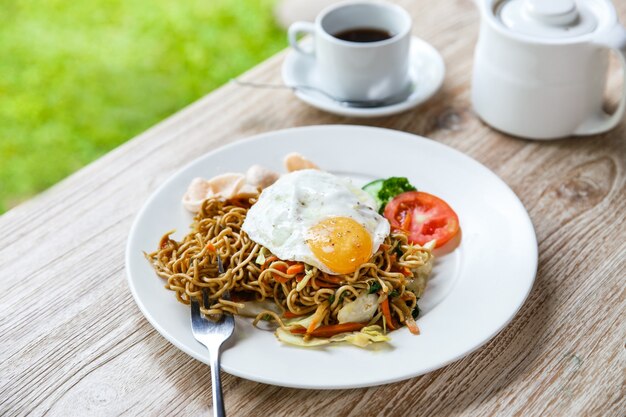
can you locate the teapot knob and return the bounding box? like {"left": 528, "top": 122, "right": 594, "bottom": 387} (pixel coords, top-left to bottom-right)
{"left": 524, "top": 0, "right": 578, "bottom": 27}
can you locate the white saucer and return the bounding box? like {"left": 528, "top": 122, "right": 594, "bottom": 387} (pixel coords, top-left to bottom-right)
{"left": 282, "top": 36, "right": 445, "bottom": 118}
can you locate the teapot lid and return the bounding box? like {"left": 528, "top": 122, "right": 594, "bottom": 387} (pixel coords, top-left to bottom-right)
{"left": 497, "top": 0, "right": 597, "bottom": 38}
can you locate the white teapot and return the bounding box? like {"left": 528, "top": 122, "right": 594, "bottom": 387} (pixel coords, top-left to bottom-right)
{"left": 471, "top": 0, "right": 626, "bottom": 139}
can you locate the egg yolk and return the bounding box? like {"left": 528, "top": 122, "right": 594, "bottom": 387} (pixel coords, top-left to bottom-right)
{"left": 306, "top": 217, "right": 373, "bottom": 275}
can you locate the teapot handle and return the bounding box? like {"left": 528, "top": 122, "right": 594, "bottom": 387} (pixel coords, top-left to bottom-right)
{"left": 574, "top": 24, "right": 626, "bottom": 136}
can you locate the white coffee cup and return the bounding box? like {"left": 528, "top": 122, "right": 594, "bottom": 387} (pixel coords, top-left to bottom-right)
{"left": 288, "top": 0, "right": 412, "bottom": 102}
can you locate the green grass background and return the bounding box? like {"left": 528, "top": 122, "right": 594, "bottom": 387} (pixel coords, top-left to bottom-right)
{"left": 0, "top": 0, "right": 285, "bottom": 213}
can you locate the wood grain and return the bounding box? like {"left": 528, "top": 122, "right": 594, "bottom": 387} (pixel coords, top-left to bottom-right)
{"left": 1, "top": 0, "right": 625, "bottom": 416}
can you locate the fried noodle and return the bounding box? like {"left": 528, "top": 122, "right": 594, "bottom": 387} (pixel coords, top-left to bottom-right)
{"left": 146, "top": 198, "right": 433, "bottom": 335}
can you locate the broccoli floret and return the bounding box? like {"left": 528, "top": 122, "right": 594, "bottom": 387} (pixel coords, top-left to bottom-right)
{"left": 377, "top": 177, "right": 417, "bottom": 212}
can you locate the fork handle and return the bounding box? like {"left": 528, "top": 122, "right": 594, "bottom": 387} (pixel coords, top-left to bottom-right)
{"left": 209, "top": 346, "right": 226, "bottom": 417}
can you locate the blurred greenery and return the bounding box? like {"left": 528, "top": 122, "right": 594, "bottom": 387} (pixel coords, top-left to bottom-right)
{"left": 0, "top": 0, "right": 285, "bottom": 213}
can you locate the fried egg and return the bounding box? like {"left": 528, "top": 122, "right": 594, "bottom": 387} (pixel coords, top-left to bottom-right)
{"left": 242, "top": 169, "right": 390, "bottom": 275}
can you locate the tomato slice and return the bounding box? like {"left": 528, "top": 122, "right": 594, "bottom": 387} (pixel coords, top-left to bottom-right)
{"left": 383, "top": 191, "right": 459, "bottom": 248}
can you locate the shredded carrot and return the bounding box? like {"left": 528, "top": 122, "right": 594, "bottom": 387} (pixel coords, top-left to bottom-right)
{"left": 290, "top": 327, "right": 307, "bottom": 334}
{"left": 306, "top": 303, "right": 328, "bottom": 334}
{"left": 311, "top": 322, "right": 366, "bottom": 337}
{"left": 291, "top": 322, "right": 366, "bottom": 337}
{"left": 405, "top": 317, "right": 420, "bottom": 335}
{"left": 272, "top": 263, "right": 291, "bottom": 283}
{"left": 307, "top": 317, "right": 321, "bottom": 334}
{"left": 286, "top": 264, "right": 304, "bottom": 275}
{"left": 314, "top": 323, "right": 368, "bottom": 337}
{"left": 205, "top": 242, "right": 216, "bottom": 252}
{"left": 401, "top": 266, "right": 412, "bottom": 277}
{"left": 380, "top": 298, "right": 396, "bottom": 331}
{"left": 379, "top": 243, "right": 391, "bottom": 251}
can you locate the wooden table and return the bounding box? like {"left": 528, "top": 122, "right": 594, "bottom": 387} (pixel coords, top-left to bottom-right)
{"left": 1, "top": 1, "right": 625, "bottom": 416}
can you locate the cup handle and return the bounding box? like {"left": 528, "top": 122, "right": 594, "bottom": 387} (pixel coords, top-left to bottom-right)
{"left": 288, "top": 21, "right": 315, "bottom": 56}
{"left": 574, "top": 24, "right": 626, "bottom": 136}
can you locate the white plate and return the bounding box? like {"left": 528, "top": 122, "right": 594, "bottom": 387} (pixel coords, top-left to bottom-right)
{"left": 126, "top": 125, "right": 537, "bottom": 389}
{"left": 281, "top": 36, "right": 445, "bottom": 118}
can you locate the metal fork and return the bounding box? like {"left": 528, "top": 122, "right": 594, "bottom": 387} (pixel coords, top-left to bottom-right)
{"left": 191, "top": 255, "right": 234, "bottom": 417}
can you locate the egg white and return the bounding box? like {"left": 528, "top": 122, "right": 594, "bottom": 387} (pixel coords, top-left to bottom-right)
{"left": 241, "top": 169, "right": 390, "bottom": 274}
